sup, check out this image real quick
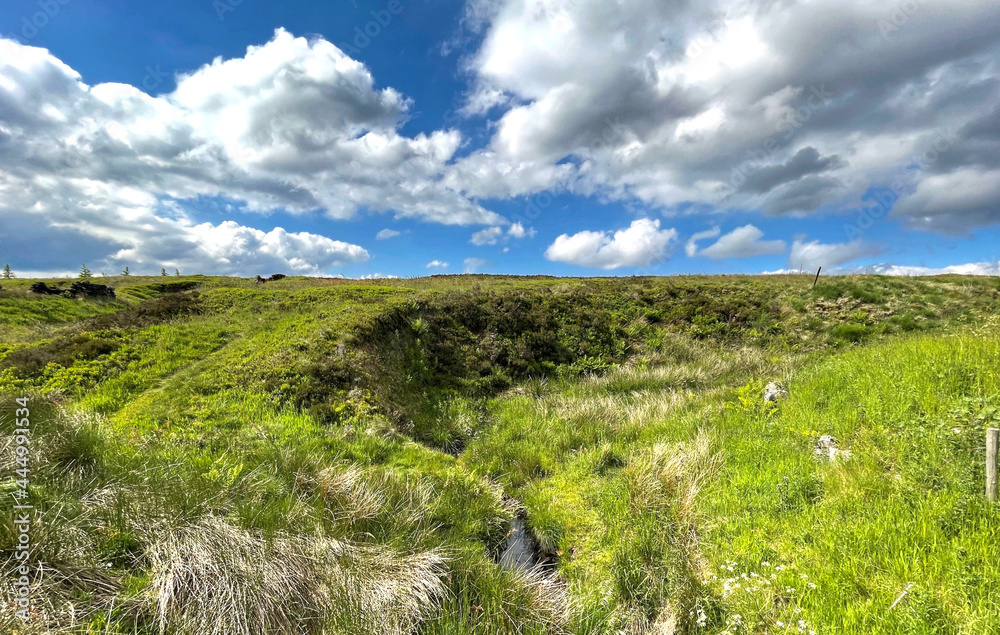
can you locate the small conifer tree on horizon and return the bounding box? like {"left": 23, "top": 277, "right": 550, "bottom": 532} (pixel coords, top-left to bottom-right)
{"left": 79, "top": 264, "right": 92, "bottom": 278}
{"left": 1, "top": 264, "right": 12, "bottom": 279}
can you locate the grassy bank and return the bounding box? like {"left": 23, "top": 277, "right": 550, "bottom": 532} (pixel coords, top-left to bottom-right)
{"left": 1, "top": 274, "right": 998, "bottom": 633}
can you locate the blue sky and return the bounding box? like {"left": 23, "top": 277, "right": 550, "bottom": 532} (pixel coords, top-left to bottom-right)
{"left": 1, "top": 0, "right": 999, "bottom": 278}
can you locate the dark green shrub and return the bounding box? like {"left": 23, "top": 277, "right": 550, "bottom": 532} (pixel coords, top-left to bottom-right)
{"left": 830, "top": 323, "right": 873, "bottom": 343}
{"left": 88, "top": 292, "right": 202, "bottom": 330}
{"left": 0, "top": 334, "right": 120, "bottom": 375}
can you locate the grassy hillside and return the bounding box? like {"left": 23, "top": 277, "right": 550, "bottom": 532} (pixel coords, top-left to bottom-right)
{"left": 1, "top": 274, "right": 998, "bottom": 633}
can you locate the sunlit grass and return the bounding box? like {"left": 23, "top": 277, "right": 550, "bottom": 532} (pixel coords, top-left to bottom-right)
{"left": 1, "top": 275, "right": 999, "bottom": 633}
{"left": 698, "top": 326, "right": 1000, "bottom": 634}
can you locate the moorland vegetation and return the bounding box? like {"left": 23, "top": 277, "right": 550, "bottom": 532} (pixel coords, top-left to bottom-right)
{"left": 1, "top": 273, "right": 998, "bottom": 634}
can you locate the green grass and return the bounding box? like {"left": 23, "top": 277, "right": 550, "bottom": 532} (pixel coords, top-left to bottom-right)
{"left": 699, "top": 324, "right": 1000, "bottom": 634}
{"left": 1, "top": 274, "right": 999, "bottom": 633}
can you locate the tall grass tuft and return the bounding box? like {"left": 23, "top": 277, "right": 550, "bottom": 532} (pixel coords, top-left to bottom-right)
{"left": 0, "top": 562, "right": 121, "bottom": 634}
{"left": 147, "top": 516, "right": 447, "bottom": 635}
{"left": 610, "top": 431, "right": 721, "bottom": 630}
{"left": 625, "top": 430, "right": 721, "bottom": 517}
{"left": 148, "top": 516, "right": 330, "bottom": 635}
{"left": 516, "top": 566, "right": 572, "bottom": 631}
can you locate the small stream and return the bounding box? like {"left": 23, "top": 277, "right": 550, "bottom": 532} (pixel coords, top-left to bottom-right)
{"left": 498, "top": 516, "right": 553, "bottom": 572}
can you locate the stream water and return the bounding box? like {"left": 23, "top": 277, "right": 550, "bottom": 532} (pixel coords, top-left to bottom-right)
{"left": 498, "top": 518, "right": 548, "bottom": 571}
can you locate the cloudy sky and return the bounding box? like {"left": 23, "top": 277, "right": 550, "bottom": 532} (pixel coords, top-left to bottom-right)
{"left": 1, "top": 0, "right": 999, "bottom": 278}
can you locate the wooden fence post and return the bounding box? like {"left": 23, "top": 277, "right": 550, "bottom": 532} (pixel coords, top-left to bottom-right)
{"left": 812, "top": 267, "right": 822, "bottom": 288}
{"left": 988, "top": 428, "right": 999, "bottom": 503}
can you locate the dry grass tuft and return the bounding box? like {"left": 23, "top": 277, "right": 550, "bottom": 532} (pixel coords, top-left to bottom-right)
{"left": 326, "top": 540, "right": 448, "bottom": 633}
{"left": 625, "top": 430, "right": 721, "bottom": 516}
{"left": 549, "top": 391, "right": 690, "bottom": 435}
{"left": 517, "top": 566, "right": 572, "bottom": 631}
{"left": 147, "top": 516, "right": 447, "bottom": 635}
{"left": 148, "top": 516, "right": 329, "bottom": 635}
{"left": 616, "top": 604, "right": 679, "bottom": 635}
{"left": 0, "top": 562, "right": 121, "bottom": 633}
{"left": 315, "top": 465, "right": 386, "bottom": 520}
{"left": 309, "top": 464, "right": 436, "bottom": 531}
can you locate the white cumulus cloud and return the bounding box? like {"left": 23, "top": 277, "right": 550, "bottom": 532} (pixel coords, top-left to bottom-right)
{"left": 0, "top": 29, "right": 508, "bottom": 276}
{"left": 868, "top": 261, "right": 1000, "bottom": 276}
{"left": 506, "top": 221, "right": 535, "bottom": 239}
{"left": 689, "top": 225, "right": 786, "bottom": 259}
{"left": 788, "top": 238, "right": 883, "bottom": 271}
{"left": 456, "top": 0, "right": 1000, "bottom": 232}
{"left": 470, "top": 221, "right": 536, "bottom": 246}
{"left": 105, "top": 217, "right": 369, "bottom": 276}
{"left": 544, "top": 218, "right": 678, "bottom": 269}
{"left": 685, "top": 227, "right": 722, "bottom": 257}
{"left": 470, "top": 226, "right": 504, "bottom": 246}
{"left": 463, "top": 257, "right": 491, "bottom": 273}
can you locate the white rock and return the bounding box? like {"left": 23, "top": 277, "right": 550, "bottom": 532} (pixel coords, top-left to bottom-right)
{"left": 816, "top": 435, "right": 837, "bottom": 448}
{"left": 814, "top": 435, "right": 851, "bottom": 461}
{"left": 764, "top": 382, "right": 789, "bottom": 402}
